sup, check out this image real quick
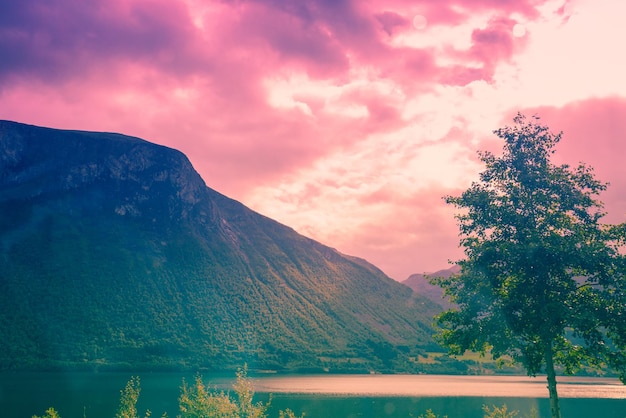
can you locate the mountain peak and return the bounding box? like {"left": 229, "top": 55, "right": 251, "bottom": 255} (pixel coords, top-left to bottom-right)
{"left": 1, "top": 120, "right": 208, "bottom": 221}
{"left": 0, "top": 120, "right": 441, "bottom": 373}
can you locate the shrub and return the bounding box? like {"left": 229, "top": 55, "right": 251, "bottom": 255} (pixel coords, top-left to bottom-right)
{"left": 115, "top": 376, "right": 153, "bottom": 418}
{"left": 178, "top": 365, "right": 303, "bottom": 418}
{"left": 482, "top": 404, "right": 518, "bottom": 418}
{"left": 32, "top": 407, "right": 62, "bottom": 418}
{"left": 416, "top": 409, "right": 448, "bottom": 418}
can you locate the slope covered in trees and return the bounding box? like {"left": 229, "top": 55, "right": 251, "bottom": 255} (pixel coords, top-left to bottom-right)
{"left": 0, "top": 120, "right": 440, "bottom": 373}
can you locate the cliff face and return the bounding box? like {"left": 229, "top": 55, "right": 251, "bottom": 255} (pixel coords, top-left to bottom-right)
{"left": 0, "top": 120, "right": 441, "bottom": 372}
{"left": 0, "top": 121, "right": 206, "bottom": 222}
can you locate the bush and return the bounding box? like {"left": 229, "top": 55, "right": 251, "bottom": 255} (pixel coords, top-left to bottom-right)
{"left": 416, "top": 409, "right": 448, "bottom": 418}
{"left": 32, "top": 407, "right": 62, "bottom": 418}
{"left": 31, "top": 366, "right": 304, "bottom": 418}
{"left": 413, "top": 405, "right": 537, "bottom": 418}
{"left": 178, "top": 366, "right": 268, "bottom": 418}
{"left": 482, "top": 405, "right": 518, "bottom": 418}
{"left": 116, "top": 376, "right": 152, "bottom": 418}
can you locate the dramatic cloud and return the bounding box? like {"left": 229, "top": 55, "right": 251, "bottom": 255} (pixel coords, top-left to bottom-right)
{"left": 525, "top": 97, "right": 626, "bottom": 226}
{"left": 2, "top": 0, "right": 625, "bottom": 280}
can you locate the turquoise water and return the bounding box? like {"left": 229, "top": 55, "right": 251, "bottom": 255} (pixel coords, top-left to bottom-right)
{"left": 2, "top": 373, "right": 624, "bottom": 417}
{"left": 265, "top": 395, "right": 625, "bottom": 418}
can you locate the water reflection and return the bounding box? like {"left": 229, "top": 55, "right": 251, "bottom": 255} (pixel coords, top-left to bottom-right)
{"left": 252, "top": 375, "right": 626, "bottom": 399}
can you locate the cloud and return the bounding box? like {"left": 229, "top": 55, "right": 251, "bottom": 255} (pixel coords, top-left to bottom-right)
{"left": 2, "top": 0, "right": 625, "bottom": 280}
{"left": 520, "top": 97, "right": 626, "bottom": 226}
{"left": 375, "top": 11, "right": 410, "bottom": 36}
{"left": 345, "top": 188, "right": 466, "bottom": 280}
{"left": 470, "top": 17, "right": 517, "bottom": 69}
{"left": 0, "top": 0, "right": 203, "bottom": 85}
{"left": 244, "top": 123, "right": 483, "bottom": 279}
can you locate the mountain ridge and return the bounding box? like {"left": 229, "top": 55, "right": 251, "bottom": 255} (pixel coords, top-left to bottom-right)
{"left": 402, "top": 266, "right": 460, "bottom": 309}
{"left": 0, "top": 120, "right": 441, "bottom": 373}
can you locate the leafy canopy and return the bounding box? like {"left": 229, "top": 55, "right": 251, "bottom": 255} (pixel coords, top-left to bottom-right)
{"left": 434, "top": 113, "right": 626, "bottom": 380}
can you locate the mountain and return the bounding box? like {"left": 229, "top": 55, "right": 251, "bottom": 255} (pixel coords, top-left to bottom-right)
{"left": 402, "top": 266, "right": 460, "bottom": 309}
{"left": 0, "top": 120, "right": 442, "bottom": 373}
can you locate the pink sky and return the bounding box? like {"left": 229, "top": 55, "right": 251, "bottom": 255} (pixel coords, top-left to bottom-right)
{"left": 2, "top": 0, "right": 625, "bottom": 280}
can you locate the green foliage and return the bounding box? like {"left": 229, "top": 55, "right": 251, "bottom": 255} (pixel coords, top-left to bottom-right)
{"left": 434, "top": 114, "right": 626, "bottom": 417}
{"left": 116, "top": 376, "right": 151, "bottom": 418}
{"left": 32, "top": 407, "right": 62, "bottom": 418}
{"left": 31, "top": 368, "right": 291, "bottom": 418}
{"left": 482, "top": 404, "right": 518, "bottom": 418}
{"left": 179, "top": 366, "right": 271, "bottom": 418}
{"left": 481, "top": 404, "right": 537, "bottom": 418}
{"left": 277, "top": 409, "right": 304, "bottom": 418}
{"left": 413, "top": 405, "right": 537, "bottom": 418}
{"left": 232, "top": 366, "right": 271, "bottom": 418}
{"left": 177, "top": 366, "right": 306, "bottom": 418}
{"left": 416, "top": 409, "right": 447, "bottom": 418}
{"left": 178, "top": 375, "right": 238, "bottom": 418}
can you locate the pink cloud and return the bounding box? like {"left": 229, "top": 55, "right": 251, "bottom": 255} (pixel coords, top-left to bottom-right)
{"left": 402, "top": 48, "right": 438, "bottom": 78}
{"left": 0, "top": 0, "right": 203, "bottom": 85}
{"left": 369, "top": 0, "right": 541, "bottom": 27}
{"left": 224, "top": 3, "right": 351, "bottom": 78}
{"left": 471, "top": 17, "right": 516, "bottom": 60}
{"left": 4, "top": 0, "right": 616, "bottom": 282}
{"left": 375, "top": 11, "right": 410, "bottom": 36}
{"left": 519, "top": 97, "right": 626, "bottom": 225}
{"left": 439, "top": 65, "right": 488, "bottom": 86}
{"left": 0, "top": 0, "right": 543, "bottom": 103}
{"left": 341, "top": 188, "right": 466, "bottom": 280}
{"left": 445, "top": 15, "right": 525, "bottom": 83}
{"left": 460, "top": 0, "right": 540, "bottom": 16}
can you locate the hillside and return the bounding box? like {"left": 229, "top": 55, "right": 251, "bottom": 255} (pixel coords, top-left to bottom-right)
{"left": 402, "top": 266, "right": 460, "bottom": 309}
{"left": 0, "top": 120, "right": 442, "bottom": 373}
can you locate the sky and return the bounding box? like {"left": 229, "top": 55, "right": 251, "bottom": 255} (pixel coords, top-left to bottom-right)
{"left": 2, "top": 0, "right": 626, "bottom": 281}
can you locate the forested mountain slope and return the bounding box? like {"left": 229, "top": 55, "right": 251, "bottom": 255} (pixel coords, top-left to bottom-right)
{"left": 0, "top": 120, "right": 440, "bottom": 372}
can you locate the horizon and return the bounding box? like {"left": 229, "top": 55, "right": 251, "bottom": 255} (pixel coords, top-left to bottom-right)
{"left": 2, "top": 0, "right": 625, "bottom": 280}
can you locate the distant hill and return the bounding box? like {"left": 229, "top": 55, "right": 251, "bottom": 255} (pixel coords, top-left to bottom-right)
{"left": 402, "top": 266, "right": 460, "bottom": 309}
{"left": 0, "top": 120, "right": 442, "bottom": 373}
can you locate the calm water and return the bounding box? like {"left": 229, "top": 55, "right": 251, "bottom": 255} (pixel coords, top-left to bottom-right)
{"left": 1, "top": 372, "right": 624, "bottom": 418}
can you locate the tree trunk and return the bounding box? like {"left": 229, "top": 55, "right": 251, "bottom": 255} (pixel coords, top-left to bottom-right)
{"left": 545, "top": 342, "right": 561, "bottom": 418}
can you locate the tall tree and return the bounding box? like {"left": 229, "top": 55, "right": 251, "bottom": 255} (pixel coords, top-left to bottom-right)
{"left": 433, "top": 114, "right": 626, "bottom": 418}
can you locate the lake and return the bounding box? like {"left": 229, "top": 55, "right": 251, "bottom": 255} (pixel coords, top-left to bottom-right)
{"left": 1, "top": 373, "right": 624, "bottom": 417}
